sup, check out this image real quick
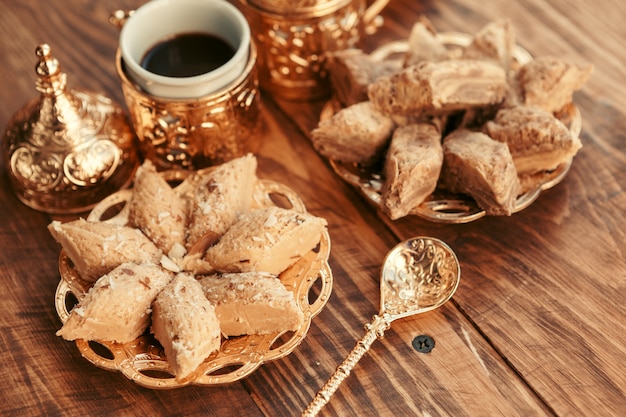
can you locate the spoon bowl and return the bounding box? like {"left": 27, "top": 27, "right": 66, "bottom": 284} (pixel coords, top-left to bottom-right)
{"left": 381, "top": 237, "right": 460, "bottom": 320}
{"left": 302, "top": 236, "right": 461, "bottom": 416}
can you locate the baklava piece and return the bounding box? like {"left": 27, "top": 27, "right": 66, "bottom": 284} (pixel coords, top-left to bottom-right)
{"left": 327, "top": 48, "right": 402, "bottom": 107}
{"left": 199, "top": 271, "right": 304, "bottom": 337}
{"left": 485, "top": 105, "right": 581, "bottom": 191}
{"left": 515, "top": 55, "right": 593, "bottom": 113}
{"left": 368, "top": 59, "right": 508, "bottom": 116}
{"left": 186, "top": 154, "right": 257, "bottom": 250}
{"left": 403, "top": 15, "right": 451, "bottom": 67}
{"left": 205, "top": 206, "right": 327, "bottom": 275}
{"left": 127, "top": 160, "right": 187, "bottom": 259}
{"left": 461, "top": 19, "right": 516, "bottom": 73}
{"left": 381, "top": 123, "right": 444, "bottom": 220}
{"left": 151, "top": 273, "right": 222, "bottom": 381}
{"left": 440, "top": 129, "right": 521, "bottom": 215}
{"left": 48, "top": 218, "right": 163, "bottom": 282}
{"left": 56, "top": 262, "right": 173, "bottom": 343}
{"left": 310, "top": 101, "right": 395, "bottom": 165}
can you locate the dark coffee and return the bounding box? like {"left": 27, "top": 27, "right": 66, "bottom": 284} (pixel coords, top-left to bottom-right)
{"left": 140, "top": 32, "right": 236, "bottom": 78}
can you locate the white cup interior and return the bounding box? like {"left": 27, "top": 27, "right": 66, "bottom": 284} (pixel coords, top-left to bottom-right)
{"left": 120, "top": 0, "right": 250, "bottom": 98}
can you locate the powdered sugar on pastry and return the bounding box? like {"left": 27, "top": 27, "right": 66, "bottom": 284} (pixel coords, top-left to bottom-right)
{"left": 205, "top": 206, "right": 327, "bottom": 275}
{"left": 128, "top": 160, "right": 187, "bottom": 259}
{"left": 56, "top": 262, "right": 173, "bottom": 343}
{"left": 186, "top": 154, "right": 257, "bottom": 250}
{"left": 151, "top": 273, "right": 221, "bottom": 381}
{"left": 48, "top": 219, "right": 163, "bottom": 282}
{"left": 198, "top": 271, "right": 304, "bottom": 337}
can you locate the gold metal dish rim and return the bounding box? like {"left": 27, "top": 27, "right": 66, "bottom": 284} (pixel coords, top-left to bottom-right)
{"left": 54, "top": 169, "right": 333, "bottom": 389}
{"left": 321, "top": 32, "right": 582, "bottom": 224}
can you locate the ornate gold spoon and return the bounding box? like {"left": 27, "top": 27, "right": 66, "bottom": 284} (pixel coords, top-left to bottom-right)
{"left": 302, "top": 236, "right": 461, "bottom": 416}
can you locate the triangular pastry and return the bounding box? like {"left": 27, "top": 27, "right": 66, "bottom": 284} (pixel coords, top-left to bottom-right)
{"left": 515, "top": 55, "right": 593, "bottom": 113}
{"left": 127, "top": 160, "right": 187, "bottom": 259}
{"left": 461, "top": 19, "right": 516, "bottom": 73}
{"left": 56, "top": 262, "right": 173, "bottom": 343}
{"left": 204, "top": 206, "right": 327, "bottom": 275}
{"left": 151, "top": 273, "right": 221, "bottom": 381}
{"left": 381, "top": 123, "right": 444, "bottom": 220}
{"left": 485, "top": 105, "right": 581, "bottom": 192}
{"left": 310, "top": 101, "right": 395, "bottom": 165}
{"left": 440, "top": 129, "right": 521, "bottom": 215}
{"left": 48, "top": 218, "right": 163, "bottom": 282}
{"left": 327, "top": 48, "right": 403, "bottom": 107}
{"left": 186, "top": 154, "right": 257, "bottom": 250}
{"left": 198, "top": 271, "right": 304, "bottom": 337}
{"left": 403, "top": 15, "right": 450, "bottom": 67}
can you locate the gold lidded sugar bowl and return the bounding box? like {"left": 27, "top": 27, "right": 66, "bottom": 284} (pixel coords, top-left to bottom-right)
{"left": 2, "top": 44, "right": 139, "bottom": 214}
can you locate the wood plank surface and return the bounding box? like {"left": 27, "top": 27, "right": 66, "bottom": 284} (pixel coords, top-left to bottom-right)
{"left": 1, "top": 0, "right": 624, "bottom": 416}
{"left": 379, "top": 2, "right": 626, "bottom": 415}
{"left": 244, "top": 99, "right": 552, "bottom": 416}
{"left": 276, "top": 0, "right": 626, "bottom": 416}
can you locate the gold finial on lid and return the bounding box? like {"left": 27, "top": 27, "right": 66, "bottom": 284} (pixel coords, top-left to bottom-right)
{"left": 1, "top": 43, "right": 139, "bottom": 214}
{"left": 34, "top": 43, "right": 69, "bottom": 97}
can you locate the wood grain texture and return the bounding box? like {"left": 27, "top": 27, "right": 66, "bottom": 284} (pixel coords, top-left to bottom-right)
{"left": 275, "top": 0, "right": 626, "bottom": 415}
{"left": 1, "top": 0, "right": 624, "bottom": 416}
{"left": 376, "top": 3, "right": 626, "bottom": 415}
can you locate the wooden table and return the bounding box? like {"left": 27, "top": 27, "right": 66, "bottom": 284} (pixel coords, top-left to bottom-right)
{"left": 1, "top": 0, "right": 625, "bottom": 416}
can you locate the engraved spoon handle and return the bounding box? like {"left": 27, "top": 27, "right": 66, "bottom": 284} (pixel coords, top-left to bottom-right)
{"left": 301, "top": 314, "right": 391, "bottom": 417}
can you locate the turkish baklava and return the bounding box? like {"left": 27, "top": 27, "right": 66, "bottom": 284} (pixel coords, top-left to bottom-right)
{"left": 310, "top": 101, "right": 395, "bottom": 165}
{"left": 198, "top": 271, "right": 304, "bottom": 337}
{"left": 127, "top": 160, "right": 187, "bottom": 259}
{"left": 368, "top": 59, "right": 508, "bottom": 116}
{"left": 440, "top": 129, "right": 521, "bottom": 215}
{"left": 381, "top": 123, "right": 443, "bottom": 220}
{"left": 186, "top": 154, "right": 257, "bottom": 250}
{"left": 151, "top": 273, "right": 222, "bottom": 381}
{"left": 56, "top": 262, "right": 173, "bottom": 343}
{"left": 48, "top": 218, "right": 163, "bottom": 282}
{"left": 204, "top": 206, "right": 327, "bottom": 275}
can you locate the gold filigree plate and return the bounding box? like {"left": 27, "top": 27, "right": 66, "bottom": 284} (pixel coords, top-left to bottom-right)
{"left": 320, "top": 32, "right": 583, "bottom": 224}
{"left": 54, "top": 170, "right": 332, "bottom": 389}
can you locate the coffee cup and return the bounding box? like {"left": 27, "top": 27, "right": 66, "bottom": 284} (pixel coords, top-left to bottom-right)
{"left": 119, "top": 0, "right": 251, "bottom": 98}
{"left": 112, "top": 0, "right": 262, "bottom": 171}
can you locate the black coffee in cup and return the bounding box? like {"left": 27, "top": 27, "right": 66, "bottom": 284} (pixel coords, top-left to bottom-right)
{"left": 140, "top": 32, "right": 235, "bottom": 78}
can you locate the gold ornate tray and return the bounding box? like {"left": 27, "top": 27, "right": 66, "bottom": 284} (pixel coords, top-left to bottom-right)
{"left": 54, "top": 170, "right": 332, "bottom": 389}
{"left": 320, "top": 32, "right": 582, "bottom": 224}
